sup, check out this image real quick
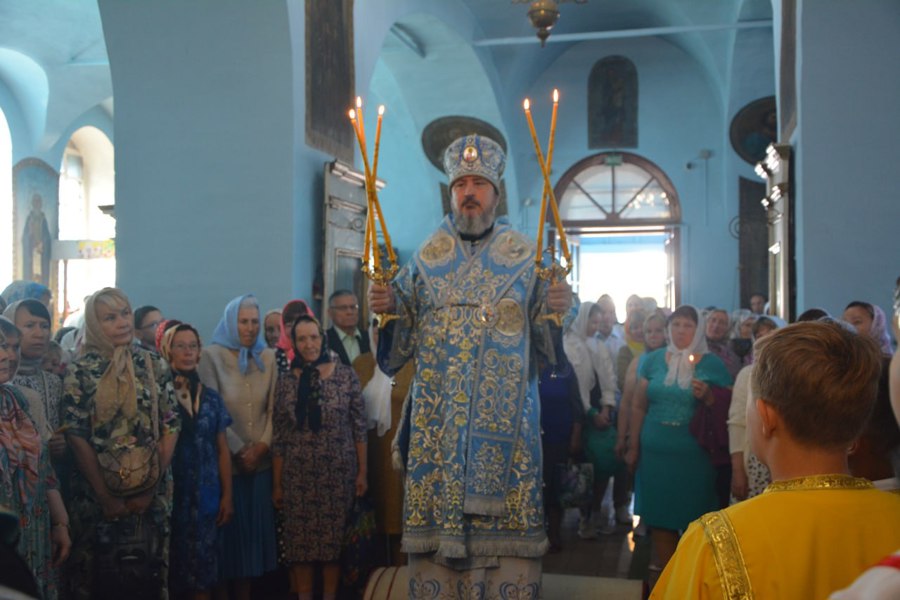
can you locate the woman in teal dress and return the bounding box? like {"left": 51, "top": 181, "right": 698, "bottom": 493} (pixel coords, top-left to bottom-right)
{"left": 624, "top": 305, "right": 732, "bottom": 572}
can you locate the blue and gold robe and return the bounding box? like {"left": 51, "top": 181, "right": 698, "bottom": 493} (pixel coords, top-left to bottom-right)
{"left": 378, "top": 215, "right": 566, "bottom": 568}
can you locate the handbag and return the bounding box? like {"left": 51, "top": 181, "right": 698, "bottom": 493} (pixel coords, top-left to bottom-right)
{"left": 338, "top": 495, "right": 376, "bottom": 600}
{"left": 555, "top": 460, "right": 594, "bottom": 509}
{"left": 97, "top": 352, "right": 161, "bottom": 497}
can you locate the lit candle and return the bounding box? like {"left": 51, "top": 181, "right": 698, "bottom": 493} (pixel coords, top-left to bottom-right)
{"left": 688, "top": 354, "right": 696, "bottom": 365}
{"left": 524, "top": 99, "right": 549, "bottom": 264}
{"left": 350, "top": 107, "right": 376, "bottom": 267}
{"left": 355, "top": 96, "right": 367, "bottom": 158}
{"left": 373, "top": 105, "right": 385, "bottom": 178}
{"left": 524, "top": 99, "right": 570, "bottom": 265}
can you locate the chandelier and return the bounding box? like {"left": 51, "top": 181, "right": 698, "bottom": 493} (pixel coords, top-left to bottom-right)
{"left": 513, "top": 0, "right": 588, "bottom": 46}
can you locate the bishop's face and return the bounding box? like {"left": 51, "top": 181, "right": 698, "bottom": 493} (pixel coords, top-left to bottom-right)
{"left": 450, "top": 175, "right": 499, "bottom": 236}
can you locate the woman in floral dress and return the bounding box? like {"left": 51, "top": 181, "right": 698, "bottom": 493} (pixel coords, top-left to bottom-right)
{"left": 272, "top": 315, "right": 367, "bottom": 600}
{"left": 62, "top": 288, "right": 180, "bottom": 599}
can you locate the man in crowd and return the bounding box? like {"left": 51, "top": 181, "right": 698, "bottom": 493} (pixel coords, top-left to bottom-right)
{"left": 325, "top": 290, "right": 370, "bottom": 365}
{"left": 369, "top": 133, "right": 573, "bottom": 595}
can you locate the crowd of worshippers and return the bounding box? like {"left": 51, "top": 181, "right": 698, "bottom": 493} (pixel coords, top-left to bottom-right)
{"left": 0, "top": 276, "right": 898, "bottom": 600}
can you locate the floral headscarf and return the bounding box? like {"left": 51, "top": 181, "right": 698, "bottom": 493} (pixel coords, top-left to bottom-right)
{"left": 1, "top": 281, "right": 50, "bottom": 306}
{"left": 210, "top": 294, "right": 267, "bottom": 375}
{"left": 82, "top": 288, "right": 138, "bottom": 427}
{"left": 664, "top": 305, "right": 708, "bottom": 389}
{"left": 0, "top": 329, "right": 42, "bottom": 510}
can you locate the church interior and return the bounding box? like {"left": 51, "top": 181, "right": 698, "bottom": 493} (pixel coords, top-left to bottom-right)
{"left": 1, "top": 1, "right": 899, "bottom": 596}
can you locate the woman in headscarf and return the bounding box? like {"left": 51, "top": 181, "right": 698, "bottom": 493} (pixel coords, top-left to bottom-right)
{"left": 198, "top": 294, "right": 277, "bottom": 600}
{"left": 1, "top": 319, "right": 71, "bottom": 600}
{"left": 729, "top": 308, "right": 757, "bottom": 364}
{"left": 843, "top": 301, "right": 893, "bottom": 356}
{"left": 1, "top": 281, "right": 52, "bottom": 308}
{"left": 158, "top": 320, "right": 234, "bottom": 600}
{"left": 616, "top": 308, "right": 646, "bottom": 392}
{"left": 704, "top": 308, "right": 743, "bottom": 379}
{"left": 61, "top": 287, "right": 180, "bottom": 599}
{"left": 263, "top": 309, "right": 282, "bottom": 349}
{"left": 563, "top": 302, "right": 619, "bottom": 538}
{"left": 623, "top": 305, "right": 732, "bottom": 572}
{"left": 272, "top": 315, "right": 367, "bottom": 600}
{"left": 4, "top": 300, "right": 66, "bottom": 451}
{"left": 273, "top": 299, "right": 315, "bottom": 374}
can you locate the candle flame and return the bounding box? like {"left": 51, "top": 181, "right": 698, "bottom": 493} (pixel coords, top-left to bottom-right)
{"left": 552, "top": 88, "right": 559, "bottom": 103}
{"left": 356, "top": 96, "right": 363, "bottom": 109}
{"left": 378, "top": 105, "right": 385, "bottom": 116}
{"left": 348, "top": 109, "right": 356, "bottom": 120}
{"left": 688, "top": 354, "right": 695, "bottom": 364}
{"left": 523, "top": 98, "right": 531, "bottom": 111}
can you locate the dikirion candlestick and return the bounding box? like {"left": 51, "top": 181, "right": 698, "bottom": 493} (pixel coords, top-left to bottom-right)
{"left": 347, "top": 97, "right": 398, "bottom": 326}
{"left": 522, "top": 92, "right": 571, "bottom": 267}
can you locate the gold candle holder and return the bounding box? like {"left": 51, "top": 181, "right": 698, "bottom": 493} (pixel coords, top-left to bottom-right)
{"left": 348, "top": 98, "right": 398, "bottom": 327}
{"left": 524, "top": 91, "right": 572, "bottom": 327}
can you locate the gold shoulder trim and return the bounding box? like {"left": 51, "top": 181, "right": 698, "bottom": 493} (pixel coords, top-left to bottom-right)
{"left": 763, "top": 474, "right": 874, "bottom": 494}
{"left": 699, "top": 511, "right": 754, "bottom": 600}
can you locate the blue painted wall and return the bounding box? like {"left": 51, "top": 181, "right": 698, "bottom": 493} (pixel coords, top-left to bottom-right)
{"left": 100, "top": 0, "right": 298, "bottom": 338}
{"left": 793, "top": 0, "right": 900, "bottom": 320}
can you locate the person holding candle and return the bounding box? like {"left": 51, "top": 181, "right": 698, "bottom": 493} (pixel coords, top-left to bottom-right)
{"left": 368, "top": 133, "right": 574, "bottom": 596}
{"left": 623, "top": 305, "right": 732, "bottom": 575}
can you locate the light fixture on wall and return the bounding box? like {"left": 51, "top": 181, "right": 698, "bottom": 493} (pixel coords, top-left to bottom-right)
{"left": 513, "top": 0, "right": 587, "bottom": 47}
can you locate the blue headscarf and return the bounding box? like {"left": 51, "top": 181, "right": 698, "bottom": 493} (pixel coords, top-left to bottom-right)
{"left": 210, "top": 294, "right": 266, "bottom": 375}
{"left": 1, "top": 281, "right": 50, "bottom": 305}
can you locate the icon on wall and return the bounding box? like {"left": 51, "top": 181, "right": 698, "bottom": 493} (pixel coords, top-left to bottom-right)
{"left": 730, "top": 96, "right": 778, "bottom": 166}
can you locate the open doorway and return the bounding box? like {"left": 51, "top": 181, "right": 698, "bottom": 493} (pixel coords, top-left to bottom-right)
{"left": 554, "top": 152, "right": 681, "bottom": 313}
{"left": 575, "top": 230, "right": 672, "bottom": 322}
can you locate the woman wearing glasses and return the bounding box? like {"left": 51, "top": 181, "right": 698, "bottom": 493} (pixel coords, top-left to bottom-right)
{"left": 157, "top": 320, "right": 233, "bottom": 599}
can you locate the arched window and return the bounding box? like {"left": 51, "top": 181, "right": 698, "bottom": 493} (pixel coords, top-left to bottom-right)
{"left": 57, "top": 127, "right": 115, "bottom": 323}
{"left": 553, "top": 152, "right": 681, "bottom": 310}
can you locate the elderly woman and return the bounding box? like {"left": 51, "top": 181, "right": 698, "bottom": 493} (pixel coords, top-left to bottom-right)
{"left": 624, "top": 305, "right": 732, "bottom": 572}
{"left": 704, "top": 308, "right": 743, "bottom": 379}
{"left": 727, "top": 316, "right": 780, "bottom": 503}
{"left": 272, "top": 315, "right": 367, "bottom": 600}
{"left": 263, "top": 309, "right": 282, "bottom": 349}
{"left": 1, "top": 319, "right": 71, "bottom": 600}
{"left": 61, "top": 287, "right": 179, "bottom": 599}
{"left": 843, "top": 301, "right": 893, "bottom": 355}
{"left": 198, "top": 294, "right": 277, "bottom": 600}
{"left": 273, "top": 299, "right": 315, "bottom": 374}
{"left": 157, "top": 320, "right": 234, "bottom": 599}
{"left": 564, "top": 302, "right": 619, "bottom": 538}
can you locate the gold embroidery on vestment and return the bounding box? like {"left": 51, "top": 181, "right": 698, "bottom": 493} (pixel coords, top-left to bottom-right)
{"left": 420, "top": 231, "right": 455, "bottom": 267}
{"left": 489, "top": 230, "right": 532, "bottom": 268}
{"left": 763, "top": 474, "right": 873, "bottom": 493}
{"left": 699, "top": 511, "right": 754, "bottom": 600}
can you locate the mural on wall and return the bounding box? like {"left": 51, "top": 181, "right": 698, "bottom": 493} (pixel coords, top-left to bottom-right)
{"left": 588, "top": 56, "right": 638, "bottom": 148}
{"left": 305, "top": 0, "right": 355, "bottom": 163}
{"left": 12, "top": 158, "right": 59, "bottom": 287}
{"left": 730, "top": 96, "right": 777, "bottom": 166}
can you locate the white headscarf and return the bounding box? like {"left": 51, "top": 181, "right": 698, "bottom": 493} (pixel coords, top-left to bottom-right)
{"left": 664, "top": 306, "right": 708, "bottom": 389}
